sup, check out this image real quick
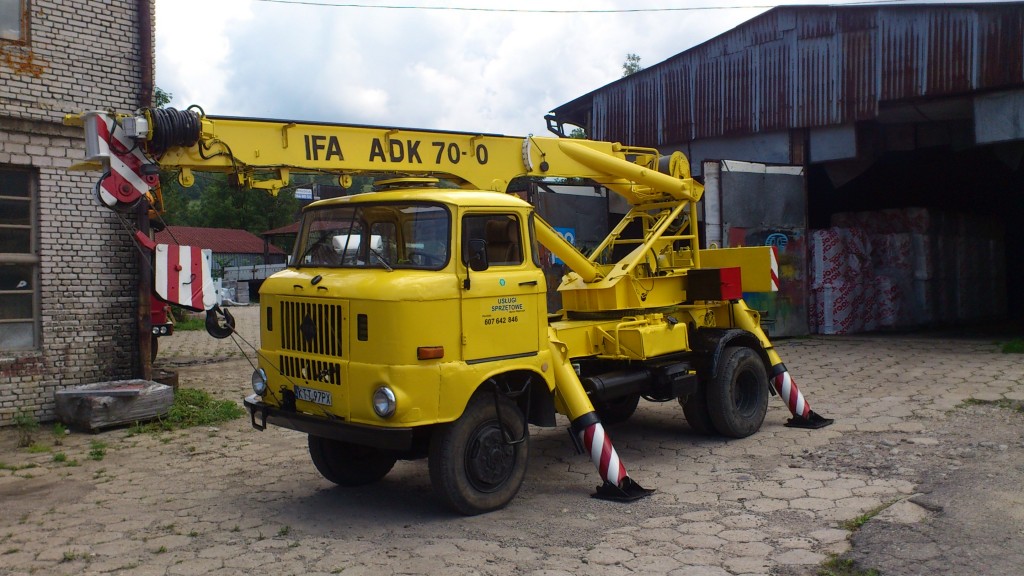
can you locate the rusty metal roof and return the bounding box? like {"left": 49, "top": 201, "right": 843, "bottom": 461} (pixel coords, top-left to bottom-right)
{"left": 550, "top": 3, "right": 1024, "bottom": 146}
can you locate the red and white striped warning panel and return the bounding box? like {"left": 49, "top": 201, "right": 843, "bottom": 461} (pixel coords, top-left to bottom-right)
{"left": 88, "top": 113, "right": 154, "bottom": 207}
{"left": 770, "top": 245, "right": 780, "bottom": 292}
{"left": 153, "top": 244, "right": 216, "bottom": 312}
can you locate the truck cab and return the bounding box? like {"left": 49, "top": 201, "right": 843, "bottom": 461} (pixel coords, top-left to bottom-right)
{"left": 247, "top": 184, "right": 556, "bottom": 513}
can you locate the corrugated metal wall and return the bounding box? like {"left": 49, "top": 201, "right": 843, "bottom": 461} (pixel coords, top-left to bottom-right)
{"left": 555, "top": 4, "right": 1024, "bottom": 145}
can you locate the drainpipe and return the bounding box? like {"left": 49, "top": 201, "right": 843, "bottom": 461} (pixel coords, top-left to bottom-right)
{"left": 137, "top": 0, "right": 155, "bottom": 377}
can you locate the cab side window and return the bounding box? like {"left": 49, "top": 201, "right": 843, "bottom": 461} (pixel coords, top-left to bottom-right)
{"left": 463, "top": 214, "right": 521, "bottom": 266}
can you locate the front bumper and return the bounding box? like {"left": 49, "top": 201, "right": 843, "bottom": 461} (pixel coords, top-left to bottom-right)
{"left": 243, "top": 394, "right": 414, "bottom": 451}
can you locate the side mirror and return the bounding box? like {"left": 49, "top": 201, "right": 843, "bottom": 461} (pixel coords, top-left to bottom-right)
{"left": 468, "top": 239, "right": 489, "bottom": 271}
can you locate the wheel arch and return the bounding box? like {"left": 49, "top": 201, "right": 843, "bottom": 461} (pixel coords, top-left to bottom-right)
{"left": 477, "top": 369, "right": 557, "bottom": 428}
{"left": 691, "top": 328, "right": 771, "bottom": 381}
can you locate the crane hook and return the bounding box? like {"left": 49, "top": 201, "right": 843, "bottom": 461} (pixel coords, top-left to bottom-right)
{"left": 205, "top": 305, "right": 235, "bottom": 339}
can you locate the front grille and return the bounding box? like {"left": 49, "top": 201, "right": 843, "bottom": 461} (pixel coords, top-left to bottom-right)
{"left": 280, "top": 300, "right": 344, "bottom": 357}
{"left": 279, "top": 354, "right": 342, "bottom": 385}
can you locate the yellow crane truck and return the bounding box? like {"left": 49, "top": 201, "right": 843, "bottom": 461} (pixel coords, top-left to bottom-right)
{"left": 69, "top": 107, "right": 831, "bottom": 515}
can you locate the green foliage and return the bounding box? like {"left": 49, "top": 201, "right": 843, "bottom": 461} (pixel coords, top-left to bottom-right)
{"left": 568, "top": 127, "right": 587, "bottom": 139}
{"left": 52, "top": 422, "right": 66, "bottom": 446}
{"left": 1001, "top": 338, "right": 1024, "bottom": 353}
{"left": 158, "top": 171, "right": 303, "bottom": 236}
{"left": 26, "top": 443, "right": 50, "bottom": 454}
{"left": 841, "top": 500, "right": 895, "bottom": 532}
{"left": 170, "top": 310, "right": 205, "bottom": 332}
{"left": 154, "top": 86, "right": 172, "bottom": 108}
{"left": 0, "top": 461, "right": 37, "bottom": 471}
{"left": 622, "top": 53, "right": 643, "bottom": 76}
{"left": 962, "top": 397, "right": 1024, "bottom": 413}
{"left": 13, "top": 409, "right": 38, "bottom": 448}
{"left": 818, "top": 556, "right": 880, "bottom": 576}
{"left": 136, "top": 388, "right": 245, "bottom": 432}
{"left": 88, "top": 441, "right": 107, "bottom": 461}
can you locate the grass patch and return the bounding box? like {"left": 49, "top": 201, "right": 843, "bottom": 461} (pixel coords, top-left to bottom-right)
{"left": 1001, "top": 338, "right": 1024, "bottom": 354}
{"left": 13, "top": 410, "right": 38, "bottom": 448}
{"left": 0, "top": 462, "right": 37, "bottom": 472}
{"left": 88, "top": 441, "right": 107, "bottom": 461}
{"left": 961, "top": 398, "right": 1024, "bottom": 413}
{"left": 26, "top": 443, "right": 51, "bottom": 454}
{"left": 841, "top": 501, "right": 896, "bottom": 532}
{"left": 171, "top": 307, "right": 206, "bottom": 332}
{"left": 818, "top": 556, "right": 881, "bottom": 576}
{"left": 134, "top": 388, "right": 245, "bottom": 432}
{"left": 52, "top": 422, "right": 67, "bottom": 446}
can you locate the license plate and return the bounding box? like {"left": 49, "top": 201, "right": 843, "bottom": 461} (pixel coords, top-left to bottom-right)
{"left": 294, "top": 385, "right": 332, "bottom": 406}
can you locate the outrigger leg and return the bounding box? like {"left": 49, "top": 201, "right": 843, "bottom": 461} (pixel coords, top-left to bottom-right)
{"left": 548, "top": 336, "right": 654, "bottom": 502}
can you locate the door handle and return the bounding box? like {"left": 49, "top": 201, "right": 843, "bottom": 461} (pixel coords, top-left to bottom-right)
{"left": 518, "top": 280, "right": 538, "bottom": 286}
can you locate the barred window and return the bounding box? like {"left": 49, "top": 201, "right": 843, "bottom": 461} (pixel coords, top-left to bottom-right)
{"left": 0, "top": 167, "right": 38, "bottom": 350}
{"left": 0, "top": 0, "right": 28, "bottom": 43}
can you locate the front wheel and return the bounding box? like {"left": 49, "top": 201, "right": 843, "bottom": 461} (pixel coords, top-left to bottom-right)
{"left": 308, "top": 436, "right": 397, "bottom": 486}
{"left": 706, "top": 346, "right": 769, "bottom": 438}
{"left": 429, "top": 392, "right": 528, "bottom": 515}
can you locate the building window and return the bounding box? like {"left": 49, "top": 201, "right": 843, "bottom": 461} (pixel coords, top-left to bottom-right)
{"left": 0, "top": 0, "right": 27, "bottom": 43}
{"left": 0, "top": 168, "right": 38, "bottom": 351}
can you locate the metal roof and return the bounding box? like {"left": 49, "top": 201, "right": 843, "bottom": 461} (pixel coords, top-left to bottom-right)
{"left": 155, "top": 226, "right": 286, "bottom": 255}
{"left": 550, "top": 3, "right": 1024, "bottom": 146}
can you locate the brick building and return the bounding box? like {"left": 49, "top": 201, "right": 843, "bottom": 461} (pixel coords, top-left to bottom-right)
{"left": 0, "top": 0, "right": 154, "bottom": 425}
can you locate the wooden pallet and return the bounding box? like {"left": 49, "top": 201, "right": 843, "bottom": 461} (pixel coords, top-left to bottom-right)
{"left": 54, "top": 380, "right": 173, "bottom": 431}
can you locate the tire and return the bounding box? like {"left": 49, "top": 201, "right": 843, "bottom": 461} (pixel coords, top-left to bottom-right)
{"left": 307, "top": 435, "right": 397, "bottom": 487}
{"left": 150, "top": 334, "right": 159, "bottom": 363}
{"left": 705, "top": 346, "right": 769, "bottom": 438}
{"left": 679, "top": 386, "right": 717, "bottom": 435}
{"left": 595, "top": 392, "right": 641, "bottom": 425}
{"left": 429, "top": 392, "right": 529, "bottom": 515}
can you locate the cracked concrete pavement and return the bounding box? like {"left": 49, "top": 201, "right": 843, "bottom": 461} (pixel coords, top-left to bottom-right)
{"left": 1, "top": 305, "right": 1022, "bottom": 575}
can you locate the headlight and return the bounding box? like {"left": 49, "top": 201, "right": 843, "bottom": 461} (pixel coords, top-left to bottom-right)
{"left": 251, "top": 368, "right": 268, "bottom": 396}
{"left": 372, "top": 386, "right": 396, "bottom": 418}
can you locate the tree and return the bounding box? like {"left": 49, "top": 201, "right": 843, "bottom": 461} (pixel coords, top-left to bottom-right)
{"left": 622, "top": 53, "right": 643, "bottom": 77}
{"left": 569, "top": 127, "right": 587, "bottom": 139}
{"left": 154, "top": 86, "right": 172, "bottom": 108}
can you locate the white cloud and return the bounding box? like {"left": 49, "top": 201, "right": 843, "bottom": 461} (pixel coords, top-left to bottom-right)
{"left": 154, "top": 1, "right": 853, "bottom": 136}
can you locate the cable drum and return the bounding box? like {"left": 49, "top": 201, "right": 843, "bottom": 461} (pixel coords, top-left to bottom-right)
{"left": 146, "top": 107, "right": 202, "bottom": 154}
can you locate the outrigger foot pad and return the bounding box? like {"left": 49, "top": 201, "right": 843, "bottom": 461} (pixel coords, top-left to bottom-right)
{"left": 785, "top": 410, "right": 834, "bottom": 429}
{"left": 592, "top": 477, "right": 655, "bottom": 502}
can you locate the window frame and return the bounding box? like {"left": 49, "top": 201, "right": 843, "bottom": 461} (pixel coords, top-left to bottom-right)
{"left": 0, "top": 0, "right": 29, "bottom": 45}
{"left": 0, "top": 166, "right": 39, "bottom": 351}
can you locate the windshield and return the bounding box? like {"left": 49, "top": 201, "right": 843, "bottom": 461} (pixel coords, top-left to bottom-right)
{"left": 294, "top": 202, "right": 450, "bottom": 270}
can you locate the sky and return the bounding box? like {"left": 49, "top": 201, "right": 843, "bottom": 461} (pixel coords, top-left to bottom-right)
{"left": 155, "top": 0, "right": 894, "bottom": 137}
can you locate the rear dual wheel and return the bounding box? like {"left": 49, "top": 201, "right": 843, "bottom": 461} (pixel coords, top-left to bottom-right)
{"left": 682, "top": 346, "right": 769, "bottom": 438}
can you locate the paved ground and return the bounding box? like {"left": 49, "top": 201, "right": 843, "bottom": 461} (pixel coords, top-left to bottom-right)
{"left": 1, "top": 306, "right": 1022, "bottom": 575}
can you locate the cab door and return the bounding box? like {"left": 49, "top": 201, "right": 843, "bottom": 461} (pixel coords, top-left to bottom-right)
{"left": 460, "top": 212, "right": 544, "bottom": 363}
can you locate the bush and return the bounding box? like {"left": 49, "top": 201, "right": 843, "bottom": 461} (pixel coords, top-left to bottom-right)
{"left": 13, "top": 410, "right": 39, "bottom": 448}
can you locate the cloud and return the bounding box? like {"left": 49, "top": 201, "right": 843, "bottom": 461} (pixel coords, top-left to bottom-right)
{"left": 155, "top": 1, "right": 806, "bottom": 136}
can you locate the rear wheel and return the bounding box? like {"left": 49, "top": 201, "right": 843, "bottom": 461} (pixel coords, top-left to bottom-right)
{"left": 706, "top": 346, "right": 769, "bottom": 438}
{"left": 307, "top": 436, "right": 397, "bottom": 486}
{"left": 679, "top": 386, "right": 717, "bottom": 435}
{"left": 429, "top": 392, "right": 528, "bottom": 515}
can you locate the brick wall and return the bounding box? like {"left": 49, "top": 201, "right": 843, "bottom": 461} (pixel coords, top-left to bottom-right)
{"left": 0, "top": 0, "right": 152, "bottom": 425}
